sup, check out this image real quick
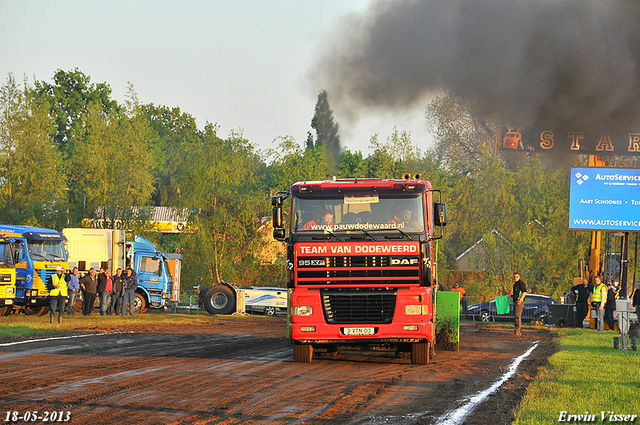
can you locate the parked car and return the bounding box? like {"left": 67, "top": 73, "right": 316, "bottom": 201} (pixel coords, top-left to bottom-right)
{"left": 465, "top": 294, "right": 558, "bottom": 323}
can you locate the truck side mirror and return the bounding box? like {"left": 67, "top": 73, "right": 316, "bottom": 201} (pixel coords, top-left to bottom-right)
{"left": 434, "top": 203, "right": 448, "bottom": 227}
{"left": 273, "top": 206, "right": 283, "bottom": 229}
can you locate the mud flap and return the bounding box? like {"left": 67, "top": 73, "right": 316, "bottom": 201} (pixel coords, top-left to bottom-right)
{"left": 436, "top": 291, "right": 460, "bottom": 351}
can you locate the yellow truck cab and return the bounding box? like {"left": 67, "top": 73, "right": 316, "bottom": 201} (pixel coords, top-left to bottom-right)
{"left": 0, "top": 236, "right": 18, "bottom": 316}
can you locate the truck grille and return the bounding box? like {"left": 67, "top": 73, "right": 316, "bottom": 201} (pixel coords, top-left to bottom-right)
{"left": 297, "top": 255, "right": 420, "bottom": 286}
{"left": 321, "top": 289, "right": 397, "bottom": 324}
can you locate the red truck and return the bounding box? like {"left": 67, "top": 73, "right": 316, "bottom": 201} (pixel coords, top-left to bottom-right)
{"left": 272, "top": 175, "right": 447, "bottom": 364}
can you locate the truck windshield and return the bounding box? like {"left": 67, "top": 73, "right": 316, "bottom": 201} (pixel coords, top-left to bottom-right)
{"left": 26, "top": 240, "right": 67, "bottom": 261}
{"left": 0, "top": 243, "right": 14, "bottom": 267}
{"left": 291, "top": 193, "right": 425, "bottom": 234}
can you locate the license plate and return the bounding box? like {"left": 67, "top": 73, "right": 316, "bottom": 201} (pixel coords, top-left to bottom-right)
{"left": 343, "top": 327, "right": 375, "bottom": 336}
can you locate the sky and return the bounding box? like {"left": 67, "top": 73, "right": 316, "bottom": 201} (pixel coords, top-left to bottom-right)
{"left": 0, "top": 0, "right": 434, "bottom": 157}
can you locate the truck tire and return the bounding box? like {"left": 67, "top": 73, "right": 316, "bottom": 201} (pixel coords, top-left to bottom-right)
{"left": 0, "top": 306, "right": 7, "bottom": 316}
{"left": 135, "top": 292, "right": 148, "bottom": 314}
{"left": 293, "top": 342, "right": 313, "bottom": 363}
{"left": 265, "top": 306, "right": 276, "bottom": 316}
{"left": 203, "top": 285, "right": 235, "bottom": 315}
{"left": 24, "top": 305, "right": 48, "bottom": 316}
{"left": 411, "top": 341, "right": 431, "bottom": 365}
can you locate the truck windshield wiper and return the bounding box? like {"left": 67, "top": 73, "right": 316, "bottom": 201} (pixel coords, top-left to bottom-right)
{"left": 338, "top": 229, "right": 377, "bottom": 241}
{"left": 30, "top": 253, "right": 46, "bottom": 260}
{"left": 323, "top": 229, "right": 344, "bottom": 241}
{"left": 382, "top": 228, "right": 413, "bottom": 240}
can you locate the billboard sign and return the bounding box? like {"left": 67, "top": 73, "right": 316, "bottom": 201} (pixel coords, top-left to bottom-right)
{"left": 502, "top": 128, "right": 640, "bottom": 156}
{"left": 569, "top": 167, "right": 640, "bottom": 231}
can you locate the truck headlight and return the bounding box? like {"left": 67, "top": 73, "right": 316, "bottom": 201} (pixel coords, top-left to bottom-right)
{"left": 405, "top": 305, "right": 428, "bottom": 315}
{"left": 405, "top": 305, "right": 422, "bottom": 315}
{"left": 5, "top": 287, "right": 13, "bottom": 294}
{"left": 291, "top": 306, "right": 313, "bottom": 316}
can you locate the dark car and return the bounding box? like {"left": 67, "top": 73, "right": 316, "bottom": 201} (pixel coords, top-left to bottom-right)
{"left": 465, "top": 294, "right": 558, "bottom": 323}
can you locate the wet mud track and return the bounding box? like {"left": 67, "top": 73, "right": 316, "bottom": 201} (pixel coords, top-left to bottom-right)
{"left": 0, "top": 319, "right": 555, "bottom": 424}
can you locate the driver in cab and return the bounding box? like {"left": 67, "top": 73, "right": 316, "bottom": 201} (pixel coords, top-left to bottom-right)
{"left": 389, "top": 207, "right": 419, "bottom": 229}
{"left": 302, "top": 209, "right": 335, "bottom": 230}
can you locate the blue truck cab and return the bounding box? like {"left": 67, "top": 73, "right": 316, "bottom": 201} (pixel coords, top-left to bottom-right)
{"left": 129, "top": 235, "right": 179, "bottom": 312}
{"left": 0, "top": 225, "right": 68, "bottom": 315}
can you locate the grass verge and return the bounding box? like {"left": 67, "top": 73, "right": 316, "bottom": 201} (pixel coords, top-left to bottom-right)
{"left": 514, "top": 328, "right": 640, "bottom": 424}
{"left": 0, "top": 310, "right": 276, "bottom": 342}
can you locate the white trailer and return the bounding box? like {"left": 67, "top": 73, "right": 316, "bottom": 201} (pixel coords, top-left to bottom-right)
{"left": 199, "top": 282, "right": 287, "bottom": 316}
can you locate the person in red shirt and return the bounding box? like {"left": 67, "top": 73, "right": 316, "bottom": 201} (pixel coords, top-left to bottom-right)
{"left": 389, "top": 207, "right": 419, "bottom": 229}
{"left": 302, "top": 209, "right": 334, "bottom": 230}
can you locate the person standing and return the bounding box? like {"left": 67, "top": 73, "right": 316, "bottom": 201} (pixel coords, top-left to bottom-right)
{"left": 571, "top": 278, "right": 592, "bottom": 328}
{"left": 47, "top": 266, "right": 68, "bottom": 324}
{"left": 122, "top": 267, "right": 138, "bottom": 316}
{"left": 80, "top": 268, "right": 98, "bottom": 316}
{"left": 512, "top": 272, "right": 527, "bottom": 337}
{"left": 65, "top": 267, "right": 80, "bottom": 317}
{"left": 96, "top": 267, "right": 107, "bottom": 316}
{"left": 100, "top": 269, "right": 113, "bottom": 316}
{"left": 451, "top": 282, "right": 466, "bottom": 300}
{"left": 451, "top": 282, "right": 467, "bottom": 310}
{"left": 632, "top": 284, "right": 640, "bottom": 326}
{"left": 592, "top": 276, "right": 607, "bottom": 332}
{"left": 109, "top": 268, "right": 125, "bottom": 315}
{"left": 604, "top": 281, "right": 618, "bottom": 331}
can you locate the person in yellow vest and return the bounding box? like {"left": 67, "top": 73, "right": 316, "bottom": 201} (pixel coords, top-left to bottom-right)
{"left": 47, "top": 265, "right": 68, "bottom": 324}
{"left": 592, "top": 276, "right": 607, "bottom": 332}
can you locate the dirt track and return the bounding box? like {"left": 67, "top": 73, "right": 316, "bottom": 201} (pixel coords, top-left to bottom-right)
{"left": 0, "top": 317, "right": 555, "bottom": 424}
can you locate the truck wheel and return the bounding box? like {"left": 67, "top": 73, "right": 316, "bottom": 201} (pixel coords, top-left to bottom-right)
{"left": 411, "top": 341, "right": 431, "bottom": 365}
{"left": 0, "top": 306, "right": 7, "bottom": 316}
{"left": 135, "top": 293, "right": 148, "bottom": 314}
{"left": 203, "top": 285, "right": 236, "bottom": 315}
{"left": 24, "top": 305, "right": 48, "bottom": 316}
{"left": 265, "top": 306, "right": 276, "bottom": 316}
{"left": 294, "top": 342, "right": 313, "bottom": 363}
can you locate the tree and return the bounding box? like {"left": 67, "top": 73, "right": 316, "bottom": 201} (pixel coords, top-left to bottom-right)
{"left": 267, "top": 136, "right": 329, "bottom": 191}
{"left": 0, "top": 74, "right": 67, "bottom": 226}
{"left": 143, "top": 104, "right": 201, "bottom": 206}
{"left": 178, "top": 126, "right": 268, "bottom": 285}
{"left": 69, "top": 86, "right": 158, "bottom": 227}
{"left": 309, "top": 91, "right": 342, "bottom": 173}
{"left": 33, "top": 68, "right": 119, "bottom": 157}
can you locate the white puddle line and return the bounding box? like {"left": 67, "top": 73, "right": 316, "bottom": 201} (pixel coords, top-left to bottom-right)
{"left": 434, "top": 340, "right": 540, "bottom": 425}
{"left": 0, "top": 332, "right": 114, "bottom": 347}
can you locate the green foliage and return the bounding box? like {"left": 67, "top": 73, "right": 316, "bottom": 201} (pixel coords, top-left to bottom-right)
{"left": 309, "top": 90, "right": 342, "bottom": 173}
{"left": 267, "top": 136, "right": 329, "bottom": 190}
{"left": 177, "top": 126, "right": 268, "bottom": 285}
{"left": 32, "top": 68, "right": 119, "bottom": 157}
{"left": 0, "top": 74, "right": 67, "bottom": 227}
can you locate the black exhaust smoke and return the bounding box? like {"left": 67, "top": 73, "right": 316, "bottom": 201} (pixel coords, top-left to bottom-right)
{"left": 311, "top": 0, "right": 640, "bottom": 135}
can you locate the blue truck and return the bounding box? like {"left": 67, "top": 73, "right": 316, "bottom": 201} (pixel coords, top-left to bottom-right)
{"left": 0, "top": 225, "right": 69, "bottom": 315}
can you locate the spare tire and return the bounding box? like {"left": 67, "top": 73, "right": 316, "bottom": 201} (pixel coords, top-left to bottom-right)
{"left": 203, "top": 285, "right": 236, "bottom": 315}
